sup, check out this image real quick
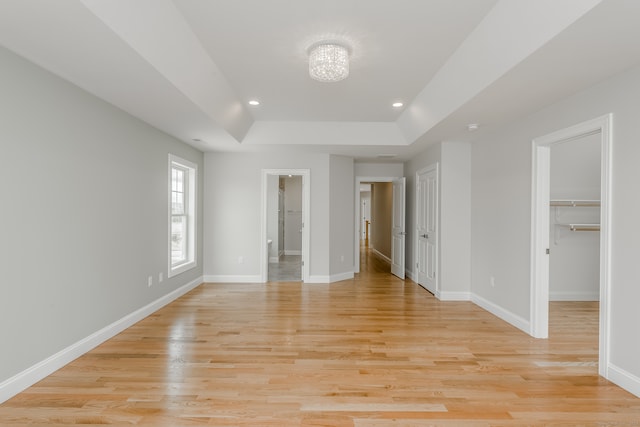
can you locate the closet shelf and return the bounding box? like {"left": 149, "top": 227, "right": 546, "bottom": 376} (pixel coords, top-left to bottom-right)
{"left": 550, "top": 199, "right": 600, "bottom": 207}
{"left": 557, "top": 223, "right": 600, "bottom": 232}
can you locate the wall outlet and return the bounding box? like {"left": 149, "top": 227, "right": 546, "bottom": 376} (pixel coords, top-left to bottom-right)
{"left": 340, "top": 255, "right": 344, "bottom": 262}
{"left": 148, "top": 276, "right": 153, "bottom": 287}
{"left": 238, "top": 256, "right": 244, "bottom": 264}
{"left": 159, "top": 272, "right": 163, "bottom": 283}
{"left": 490, "top": 276, "right": 496, "bottom": 288}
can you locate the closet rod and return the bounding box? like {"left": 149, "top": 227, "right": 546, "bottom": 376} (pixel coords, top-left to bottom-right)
{"left": 550, "top": 199, "right": 600, "bottom": 207}
{"left": 558, "top": 223, "right": 600, "bottom": 232}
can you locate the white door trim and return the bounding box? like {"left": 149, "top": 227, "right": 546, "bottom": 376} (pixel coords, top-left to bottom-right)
{"left": 415, "top": 163, "right": 439, "bottom": 294}
{"left": 354, "top": 176, "right": 400, "bottom": 273}
{"left": 530, "top": 114, "right": 612, "bottom": 378}
{"left": 261, "top": 169, "right": 310, "bottom": 283}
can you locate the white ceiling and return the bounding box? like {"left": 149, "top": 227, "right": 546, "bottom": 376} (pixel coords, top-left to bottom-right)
{"left": 1, "top": 0, "right": 639, "bottom": 161}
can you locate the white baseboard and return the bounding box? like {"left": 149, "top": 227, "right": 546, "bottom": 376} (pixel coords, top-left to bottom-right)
{"left": 550, "top": 291, "right": 599, "bottom": 301}
{"left": 203, "top": 275, "right": 262, "bottom": 283}
{"left": 437, "top": 291, "right": 471, "bottom": 301}
{"left": 371, "top": 248, "right": 391, "bottom": 263}
{"left": 0, "top": 276, "right": 203, "bottom": 405}
{"left": 205, "top": 272, "right": 353, "bottom": 284}
{"left": 417, "top": 283, "right": 436, "bottom": 295}
{"left": 471, "top": 293, "right": 530, "bottom": 334}
{"left": 307, "top": 271, "right": 354, "bottom": 283}
{"left": 608, "top": 363, "right": 640, "bottom": 398}
{"left": 284, "top": 250, "right": 302, "bottom": 255}
{"left": 405, "top": 269, "right": 416, "bottom": 281}
{"left": 330, "top": 271, "right": 354, "bottom": 282}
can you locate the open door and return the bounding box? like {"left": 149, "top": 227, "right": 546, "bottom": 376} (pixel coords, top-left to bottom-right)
{"left": 417, "top": 165, "right": 438, "bottom": 293}
{"left": 391, "top": 177, "right": 406, "bottom": 279}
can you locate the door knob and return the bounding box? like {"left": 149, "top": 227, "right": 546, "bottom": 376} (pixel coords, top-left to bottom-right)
{"left": 421, "top": 234, "right": 428, "bottom": 238}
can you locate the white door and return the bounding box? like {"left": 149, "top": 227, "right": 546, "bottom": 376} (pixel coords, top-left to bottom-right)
{"left": 391, "top": 178, "right": 406, "bottom": 279}
{"left": 417, "top": 166, "right": 438, "bottom": 293}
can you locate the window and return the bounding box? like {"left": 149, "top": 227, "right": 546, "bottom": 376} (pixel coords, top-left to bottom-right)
{"left": 169, "top": 154, "right": 196, "bottom": 277}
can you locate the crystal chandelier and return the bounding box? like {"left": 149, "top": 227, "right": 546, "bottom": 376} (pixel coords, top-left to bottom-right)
{"left": 308, "top": 43, "right": 349, "bottom": 82}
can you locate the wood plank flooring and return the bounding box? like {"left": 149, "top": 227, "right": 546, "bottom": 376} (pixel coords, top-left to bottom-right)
{"left": 1, "top": 249, "right": 639, "bottom": 426}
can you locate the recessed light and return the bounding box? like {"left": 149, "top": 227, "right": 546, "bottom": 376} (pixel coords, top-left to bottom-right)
{"left": 248, "top": 100, "right": 260, "bottom": 106}
{"left": 467, "top": 123, "right": 480, "bottom": 131}
{"left": 392, "top": 102, "right": 403, "bottom": 108}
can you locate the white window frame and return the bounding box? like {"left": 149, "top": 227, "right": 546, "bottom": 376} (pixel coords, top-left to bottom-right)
{"left": 168, "top": 154, "right": 197, "bottom": 277}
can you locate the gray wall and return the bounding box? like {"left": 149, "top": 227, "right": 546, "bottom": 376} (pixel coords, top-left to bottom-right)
{"left": 203, "top": 152, "right": 332, "bottom": 280}
{"left": 439, "top": 142, "right": 471, "bottom": 297}
{"left": 355, "top": 162, "right": 404, "bottom": 178}
{"left": 203, "top": 152, "right": 355, "bottom": 282}
{"left": 470, "top": 64, "right": 640, "bottom": 383}
{"left": 0, "top": 46, "right": 203, "bottom": 384}
{"left": 329, "top": 155, "right": 354, "bottom": 276}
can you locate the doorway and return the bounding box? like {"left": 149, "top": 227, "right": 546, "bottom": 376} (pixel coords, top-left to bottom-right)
{"left": 266, "top": 175, "right": 303, "bottom": 281}
{"left": 530, "top": 114, "right": 612, "bottom": 378}
{"left": 549, "top": 134, "right": 601, "bottom": 301}
{"left": 354, "top": 176, "right": 405, "bottom": 279}
{"left": 261, "top": 169, "right": 310, "bottom": 283}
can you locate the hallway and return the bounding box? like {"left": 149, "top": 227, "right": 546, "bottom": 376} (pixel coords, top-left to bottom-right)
{"left": 1, "top": 250, "right": 637, "bottom": 425}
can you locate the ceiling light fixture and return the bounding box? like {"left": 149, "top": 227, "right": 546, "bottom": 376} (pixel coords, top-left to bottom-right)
{"left": 392, "top": 102, "right": 404, "bottom": 108}
{"left": 248, "top": 100, "right": 260, "bottom": 106}
{"left": 309, "top": 42, "right": 349, "bottom": 82}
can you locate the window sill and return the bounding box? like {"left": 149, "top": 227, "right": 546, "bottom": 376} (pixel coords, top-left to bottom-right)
{"left": 169, "top": 261, "right": 197, "bottom": 278}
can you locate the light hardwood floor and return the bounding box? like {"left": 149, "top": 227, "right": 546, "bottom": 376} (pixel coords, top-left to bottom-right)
{"left": 1, "top": 249, "right": 639, "bottom": 426}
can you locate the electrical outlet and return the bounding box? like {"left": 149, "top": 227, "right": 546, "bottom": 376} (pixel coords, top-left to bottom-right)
{"left": 340, "top": 255, "right": 344, "bottom": 262}
{"left": 238, "top": 256, "right": 244, "bottom": 264}
{"left": 159, "top": 272, "right": 163, "bottom": 283}
{"left": 490, "top": 276, "right": 496, "bottom": 288}
{"left": 148, "top": 276, "right": 153, "bottom": 287}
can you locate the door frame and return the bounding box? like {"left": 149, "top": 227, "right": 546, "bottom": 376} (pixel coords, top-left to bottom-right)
{"left": 415, "top": 163, "right": 439, "bottom": 294}
{"left": 354, "top": 176, "right": 401, "bottom": 273}
{"left": 261, "top": 169, "right": 310, "bottom": 283}
{"left": 530, "top": 114, "right": 612, "bottom": 378}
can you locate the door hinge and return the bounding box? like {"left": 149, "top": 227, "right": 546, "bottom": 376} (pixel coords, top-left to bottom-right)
{"left": 546, "top": 248, "right": 550, "bottom": 255}
{"left": 301, "top": 261, "right": 304, "bottom": 266}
